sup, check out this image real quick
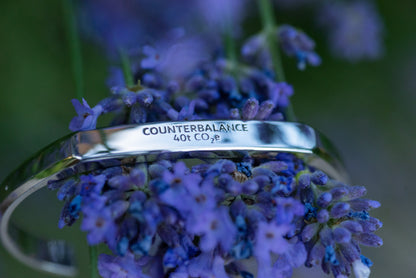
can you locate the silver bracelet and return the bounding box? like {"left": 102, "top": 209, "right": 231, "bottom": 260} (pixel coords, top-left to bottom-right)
{"left": 0, "top": 120, "right": 347, "bottom": 276}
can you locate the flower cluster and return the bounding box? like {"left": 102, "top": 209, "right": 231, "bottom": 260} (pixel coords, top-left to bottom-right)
{"left": 55, "top": 50, "right": 383, "bottom": 277}
{"left": 49, "top": 150, "right": 382, "bottom": 277}
{"left": 68, "top": 44, "right": 297, "bottom": 132}
{"left": 54, "top": 0, "right": 384, "bottom": 277}
{"left": 242, "top": 25, "right": 321, "bottom": 71}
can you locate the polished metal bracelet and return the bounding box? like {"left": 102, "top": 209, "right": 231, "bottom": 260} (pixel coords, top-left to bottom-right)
{"left": 0, "top": 120, "right": 347, "bottom": 276}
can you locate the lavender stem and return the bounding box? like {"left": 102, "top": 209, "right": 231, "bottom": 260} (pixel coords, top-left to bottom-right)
{"left": 62, "top": 0, "right": 84, "bottom": 100}
{"left": 257, "top": 0, "right": 297, "bottom": 121}
{"left": 89, "top": 245, "right": 99, "bottom": 278}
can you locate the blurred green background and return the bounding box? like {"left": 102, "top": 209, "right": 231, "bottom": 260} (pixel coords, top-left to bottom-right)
{"left": 0, "top": 0, "right": 415, "bottom": 277}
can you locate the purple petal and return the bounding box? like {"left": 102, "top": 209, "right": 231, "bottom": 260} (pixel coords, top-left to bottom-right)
{"left": 333, "top": 227, "right": 352, "bottom": 243}
{"left": 330, "top": 202, "right": 351, "bottom": 218}
{"left": 355, "top": 233, "right": 383, "bottom": 247}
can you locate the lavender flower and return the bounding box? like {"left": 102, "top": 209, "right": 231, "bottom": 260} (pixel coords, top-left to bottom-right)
{"left": 81, "top": 203, "right": 118, "bottom": 245}
{"left": 254, "top": 221, "right": 292, "bottom": 262}
{"left": 319, "top": 1, "right": 384, "bottom": 62}
{"left": 69, "top": 98, "right": 103, "bottom": 131}
{"left": 187, "top": 207, "right": 236, "bottom": 252}
{"left": 195, "top": 0, "right": 248, "bottom": 34}
{"left": 141, "top": 35, "right": 209, "bottom": 80}
{"left": 79, "top": 0, "right": 196, "bottom": 55}
{"left": 241, "top": 25, "right": 321, "bottom": 70}
{"left": 278, "top": 25, "right": 322, "bottom": 70}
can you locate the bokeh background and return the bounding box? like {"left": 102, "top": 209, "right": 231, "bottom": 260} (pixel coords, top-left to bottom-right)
{"left": 0, "top": 0, "right": 415, "bottom": 277}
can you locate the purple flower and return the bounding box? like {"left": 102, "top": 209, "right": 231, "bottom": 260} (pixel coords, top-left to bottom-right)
{"left": 169, "top": 100, "right": 198, "bottom": 121}
{"left": 178, "top": 252, "right": 228, "bottom": 278}
{"left": 317, "top": 192, "right": 332, "bottom": 208}
{"left": 129, "top": 193, "right": 162, "bottom": 237}
{"left": 158, "top": 162, "right": 204, "bottom": 215}
{"left": 141, "top": 35, "right": 209, "bottom": 80}
{"left": 278, "top": 25, "right": 322, "bottom": 70}
{"left": 241, "top": 98, "right": 259, "bottom": 120}
{"left": 81, "top": 205, "right": 118, "bottom": 245}
{"left": 254, "top": 221, "right": 292, "bottom": 263}
{"left": 79, "top": 0, "right": 197, "bottom": 56}
{"left": 275, "top": 197, "right": 304, "bottom": 224}
{"left": 241, "top": 34, "right": 268, "bottom": 66}
{"left": 273, "top": 240, "right": 307, "bottom": 277}
{"left": 186, "top": 207, "right": 236, "bottom": 252}
{"left": 163, "top": 246, "right": 190, "bottom": 268}
{"left": 163, "top": 161, "right": 199, "bottom": 189}
{"left": 268, "top": 82, "right": 294, "bottom": 108}
{"left": 108, "top": 168, "right": 146, "bottom": 191}
{"left": 272, "top": 175, "right": 295, "bottom": 195}
{"left": 330, "top": 202, "right": 351, "bottom": 218}
{"left": 141, "top": 45, "right": 160, "bottom": 69}
{"left": 311, "top": 170, "right": 328, "bottom": 185}
{"left": 355, "top": 233, "right": 383, "bottom": 247}
{"left": 98, "top": 253, "right": 150, "bottom": 278}
{"left": 69, "top": 98, "right": 103, "bottom": 131}
{"left": 302, "top": 223, "right": 319, "bottom": 242}
{"left": 298, "top": 173, "right": 311, "bottom": 189}
{"left": 296, "top": 168, "right": 383, "bottom": 277}
{"left": 55, "top": 179, "right": 77, "bottom": 201}
{"left": 79, "top": 174, "right": 106, "bottom": 196}
{"left": 195, "top": 0, "right": 248, "bottom": 33}
{"left": 333, "top": 227, "right": 352, "bottom": 243}
{"left": 206, "top": 159, "right": 236, "bottom": 175}
{"left": 58, "top": 195, "right": 82, "bottom": 228}
{"left": 324, "top": 245, "right": 339, "bottom": 265}
{"left": 106, "top": 67, "right": 125, "bottom": 88}
{"left": 255, "top": 100, "right": 275, "bottom": 120}
{"left": 319, "top": 1, "right": 384, "bottom": 62}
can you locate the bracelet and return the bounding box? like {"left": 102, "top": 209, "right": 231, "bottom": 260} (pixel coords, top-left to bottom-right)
{"left": 0, "top": 120, "right": 347, "bottom": 276}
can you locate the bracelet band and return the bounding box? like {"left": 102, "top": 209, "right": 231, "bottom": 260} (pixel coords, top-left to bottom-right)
{"left": 0, "top": 120, "right": 347, "bottom": 276}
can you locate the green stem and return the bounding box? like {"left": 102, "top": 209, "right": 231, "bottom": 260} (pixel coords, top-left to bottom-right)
{"left": 119, "top": 48, "right": 135, "bottom": 87}
{"left": 257, "top": 0, "right": 297, "bottom": 121}
{"left": 258, "top": 0, "right": 285, "bottom": 82}
{"left": 224, "top": 32, "right": 238, "bottom": 71}
{"left": 89, "top": 245, "right": 99, "bottom": 278}
{"left": 62, "top": 0, "right": 84, "bottom": 100}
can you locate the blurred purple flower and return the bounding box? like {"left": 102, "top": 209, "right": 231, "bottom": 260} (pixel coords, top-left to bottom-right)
{"left": 278, "top": 25, "right": 322, "bottom": 70}
{"left": 80, "top": 0, "right": 195, "bottom": 55}
{"left": 319, "top": 1, "right": 384, "bottom": 61}
{"left": 268, "top": 81, "right": 294, "bottom": 108}
{"left": 141, "top": 34, "right": 209, "bottom": 80}
{"left": 195, "top": 0, "right": 249, "bottom": 33}
{"left": 80, "top": 0, "right": 145, "bottom": 54}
